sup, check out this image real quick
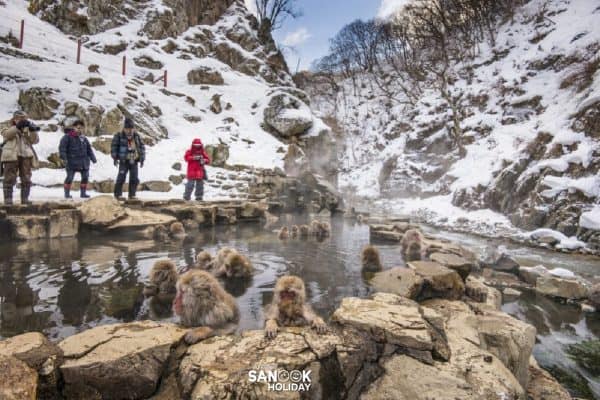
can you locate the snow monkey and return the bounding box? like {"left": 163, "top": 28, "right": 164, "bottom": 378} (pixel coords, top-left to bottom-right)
{"left": 153, "top": 224, "right": 169, "bottom": 242}
{"left": 169, "top": 221, "right": 186, "bottom": 239}
{"left": 401, "top": 229, "right": 426, "bottom": 261}
{"left": 264, "top": 275, "right": 327, "bottom": 339}
{"left": 143, "top": 259, "right": 178, "bottom": 297}
{"left": 195, "top": 250, "right": 214, "bottom": 270}
{"left": 290, "top": 225, "right": 299, "bottom": 238}
{"left": 278, "top": 226, "right": 289, "bottom": 240}
{"left": 173, "top": 270, "right": 239, "bottom": 345}
{"left": 213, "top": 247, "right": 254, "bottom": 279}
{"left": 361, "top": 245, "right": 383, "bottom": 272}
{"left": 299, "top": 225, "right": 310, "bottom": 238}
{"left": 310, "top": 220, "right": 331, "bottom": 238}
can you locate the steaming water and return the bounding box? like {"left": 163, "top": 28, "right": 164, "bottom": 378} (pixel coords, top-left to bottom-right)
{"left": 0, "top": 218, "right": 598, "bottom": 397}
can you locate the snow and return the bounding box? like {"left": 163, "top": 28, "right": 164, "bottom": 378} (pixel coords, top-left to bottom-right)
{"left": 548, "top": 268, "right": 576, "bottom": 279}
{"left": 0, "top": 0, "right": 326, "bottom": 201}
{"left": 527, "top": 228, "right": 586, "bottom": 250}
{"left": 580, "top": 206, "right": 600, "bottom": 231}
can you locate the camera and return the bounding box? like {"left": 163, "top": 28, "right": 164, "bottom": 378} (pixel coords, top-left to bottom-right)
{"left": 29, "top": 123, "right": 41, "bottom": 132}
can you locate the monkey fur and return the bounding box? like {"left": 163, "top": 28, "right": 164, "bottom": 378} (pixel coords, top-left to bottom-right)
{"left": 361, "top": 245, "right": 383, "bottom": 272}
{"left": 144, "top": 259, "right": 178, "bottom": 297}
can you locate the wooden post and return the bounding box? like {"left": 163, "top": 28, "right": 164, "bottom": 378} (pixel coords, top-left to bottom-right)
{"left": 163, "top": 70, "right": 167, "bottom": 87}
{"left": 19, "top": 20, "right": 24, "bottom": 49}
{"left": 122, "top": 56, "right": 126, "bottom": 76}
{"left": 76, "top": 38, "right": 82, "bottom": 64}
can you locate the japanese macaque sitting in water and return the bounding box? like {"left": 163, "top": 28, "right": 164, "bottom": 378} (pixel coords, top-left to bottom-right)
{"left": 143, "top": 260, "right": 178, "bottom": 297}
{"left": 310, "top": 220, "right": 331, "bottom": 238}
{"left": 173, "top": 270, "right": 239, "bottom": 345}
{"left": 299, "top": 225, "right": 310, "bottom": 238}
{"left": 361, "top": 245, "right": 383, "bottom": 272}
{"left": 169, "top": 221, "right": 186, "bottom": 239}
{"left": 196, "top": 247, "right": 254, "bottom": 279}
{"left": 400, "top": 229, "right": 427, "bottom": 262}
{"left": 290, "top": 225, "right": 299, "bottom": 238}
{"left": 277, "top": 226, "right": 289, "bottom": 240}
{"left": 264, "top": 275, "right": 327, "bottom": 339}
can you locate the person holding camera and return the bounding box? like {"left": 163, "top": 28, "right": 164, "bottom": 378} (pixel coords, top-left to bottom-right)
{"left": 1, "top": 111, "right": 40, "bottom": 205}
{"left": 111, "top": 118, "right": 145, "bottom": 200}
{"left": 59, "top": 117, "right": 97, "bottom": 199}
{"left": 183, "top": 138, "right": 210, "bottom": 201}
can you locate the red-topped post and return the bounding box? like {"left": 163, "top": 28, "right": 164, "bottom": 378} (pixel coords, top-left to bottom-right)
{"left": 122, "top": 56, "right": 126, "bottom": 76}
{"left": 76, "top": 38, "right": 82, "bottom": 64}
{"left": 163, "top": 70, "right": 168, "bottom": 87}
{"left": 19, "top": 20, "right": 24, "bottom": 49}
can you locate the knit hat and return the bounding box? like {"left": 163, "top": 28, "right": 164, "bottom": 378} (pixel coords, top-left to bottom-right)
{"left": 63, "top": 116, "right": 84, "bottom": 128}
{"left": 124, "top": 118, "right": 135, "bottom": 129}
{"left": 13, "top": 110, "right": 27, "bottom": 119}
{"left": 192, "top": 138, "right": 203, "bottom": 147}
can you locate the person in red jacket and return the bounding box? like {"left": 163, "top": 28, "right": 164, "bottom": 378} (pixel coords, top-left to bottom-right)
{"left": 183, "top": 138, "right": 211, "bottom": 201}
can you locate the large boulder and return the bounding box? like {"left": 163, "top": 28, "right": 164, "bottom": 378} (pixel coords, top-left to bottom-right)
{"left": 536, "top": 275, "right": 589, "bottom": 300}
{"left": 79, "top": 196, "right": 127, "bottom": 226}
{"left": 187, "top": 67, "right": 224, "bottom": 85}
{"left": 59, "top": 321, "right": 186, "bottom": 399}
{"left": 429, "top": 252, "right": 474, "bottom": 280}
{"left": 178, "top": 329, "right": 342, "bottom": 399}
{"left": 18, "top": 87, "right": 59, "bottom": 120}
{"left": 527, "top": 357, "right": 572, "bottom": 400}
{"left": 465, "top": 275, "right": 502, "bottom": 310}
{"left": 407, "top": 261, "right": 465, "bottom": 301}
{"left": 100, "top": 107, "right": 124, "bottom": 135}
{"left": 481, "top": 247, "right": 520, "bottom": 274}
{"left": 107, "top": 208, "right": 177, "bottom": 231}
{"left": 5, "top": 209, "right": 80, "bottom": 240}
{"left": 518, "top": 265, "right": 549, "bottom": 285}
{"left": 263, "top": 93, "right": 313, "bottom": 137}
{"left": 204, "top": 143, "right": 229, "bottom": 167}
{"left": 0, "top": 355, "right": 38, "bottom": 400}
{"left": 370, "top": 267, "right": 424, "bottom": 299}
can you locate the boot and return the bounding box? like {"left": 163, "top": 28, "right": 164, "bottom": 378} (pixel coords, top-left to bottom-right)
{"left": 64, "top": 184, "right": 72, "bottom": 199}
{"left": 3, "top": 186, "right": 13, "bottom": 206}
{"left": 128, "top": 183, "right": 138, "bottom": 200}
{"left": 80, "top": 184, "right": 90, "bottom": 198}
{"left": 20, "top": 184, "right": 32, "bottom": 205}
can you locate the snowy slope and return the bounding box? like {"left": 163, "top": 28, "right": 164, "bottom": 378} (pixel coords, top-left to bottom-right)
{"left": 307, "top": 0, "right": 600, "bottom": 248}
{"left": 0, "top": 0, "right": 320, "bottom": 200}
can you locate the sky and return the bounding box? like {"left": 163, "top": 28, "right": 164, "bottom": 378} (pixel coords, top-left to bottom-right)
{"left": 245, "top": 0, "right": 409, "bottom": 72}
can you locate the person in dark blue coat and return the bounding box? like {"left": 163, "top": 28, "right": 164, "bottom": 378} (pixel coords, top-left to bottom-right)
{"left": 111, "top": 118, "right": 145, "bottom": 200}
{"left": 59, "top": 118, "right": 97, "bottom": 199}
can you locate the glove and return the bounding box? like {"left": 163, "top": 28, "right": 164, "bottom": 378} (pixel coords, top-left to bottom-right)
{"left": 16, "top": 120, "right": 30, "bottom": 130}
{"left": 140, "top": 161, "right": 144, "bottom": 168}
{"left": 113, "top": 159, "right": 118, "bottom": 166}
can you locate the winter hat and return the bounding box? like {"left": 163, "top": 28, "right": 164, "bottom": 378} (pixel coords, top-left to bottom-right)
{"left": 63, "top": 116, "right": 83, "bottom": 128}
{"left": 192, "top": 138, "right": 203, "bottom": 147}
{"left": 13, "top": 110, "right": 27, "bottom": 119}
{"left": 124, "top": 118, "right": 135, "bottom": 129}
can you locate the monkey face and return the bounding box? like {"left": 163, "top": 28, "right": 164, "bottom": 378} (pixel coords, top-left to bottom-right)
{"left": 275, "top": 276, "right": 305, "bottom": 305}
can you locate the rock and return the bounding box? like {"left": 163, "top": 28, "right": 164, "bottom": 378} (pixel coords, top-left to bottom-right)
{"left": 407, "top": 261, "right": 465, "bottom": 301}
{"left": 18, "top": 87, "right": 59, "bottom": 119}
{"left": 108, "top": 208, "right": 177, "bottom": 231}
{"left": 481, "top": 248, "right": 520, "bottom": 273}
{"left": 263, "top": 93, "right": 313, "bottom": 137}
{"left": 91, "top": 137, "right": 113, "bottom": 154}
{"left": 536, "top": 235, "right": 559, "bottom": 246}
{"left": 518, "top": 265, "right": 549, "bottom": 285}
{"left": 80, "top": 77, "right": 105, "bottom": 87}
{"left": 100, "top": 107, "right": 124, "bottom": 135}
{"left": 332, "top": 293, "right": 434, "bottom": 355}
{"left": 0, "top": 332, "right": 63, "bottom": 399}
{"left": 370, "top": 229, "right": 403, "bottom": 242}
{"left": 187, "top": 67, "right": 224, "bottom": 85}
{"left": 370, "top": 267, "right": 424, "bottom": 299}
{"left": 527, "top": 357, "right": 572, "bottom": 400}
{"left": 172, "top": 162, "right": 182, "bottom": 171}
{"left": 78, "top": 88, "right": 94, "bottom": 102}
{"left": 503, "top": 287, "right": 522, "bottom": 302}
{"left": 429, "top": 252, "right": 474, "bottom": 280}
{"left": 46, "top": 152, "right": 64, "bottom": 168}
{"left": 536, "top": 275, "right": 589, "bottom": 300}
{"left": 0, "top": 355, "right": 38, "bottom": 400}
{"left": 134, "top": 55, "right": 163, "bottom": 70}
{"left": 168, "top": 175, "right": 183, "bottom": 185}
{"left": 103, "top": 41, "right": 128, "bottom": 54}
{"left": 482, "top": 268, "right": 525, "bottom": 288}
{"left": 143, "top": 181, "right": 172, "bottom": 192}
{"left": 210, "top": 94, "right": 222, "bottom": 114}
{"left": 465, "top": 276, "right": 502, "bottom": 310}
{"left": 79, "top": 196, "right": 127, "bottom": 226}
{"left": 204, "top": 143, "right": 229, "bottom": 167}
{"left": 5, "top": 209, "right": 80, "bottom": 240}
{"left": 179, "top": 329, "right": 341, "bottom": 398}
{"left": 59, "top": 321, "right": 186, "bottom": 399}
{"left": 590, "top": 283, "right": 600, "bottom": 310}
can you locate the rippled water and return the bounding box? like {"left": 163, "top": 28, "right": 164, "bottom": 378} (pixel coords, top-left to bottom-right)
{"left": 0, "top": 217, "right": 598, "bottom": 397}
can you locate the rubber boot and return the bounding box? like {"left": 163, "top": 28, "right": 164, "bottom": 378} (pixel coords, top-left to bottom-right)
{"left": 20, "top": 184, "right": 32, "bottom": 205}
{"left": 64, "top": 184, "right": 72, "bottom": 199}
{"left": 80, "top": 184, "right": 90, "bottom": 198}
{"left": 3, "top": 186, "right": 13, "bottom": 206}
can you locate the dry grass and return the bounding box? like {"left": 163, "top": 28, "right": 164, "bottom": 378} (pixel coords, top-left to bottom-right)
{"left": 560, "top": 56, "right": 600, "bottom": 92}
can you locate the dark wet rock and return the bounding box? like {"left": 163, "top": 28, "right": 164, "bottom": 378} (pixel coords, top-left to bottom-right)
{"left": 407, "top": 261, "right": 465, "bottom": 301}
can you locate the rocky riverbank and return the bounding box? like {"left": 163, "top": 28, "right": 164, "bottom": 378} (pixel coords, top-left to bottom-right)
{"left": 0, "top": 224, "right": 579, "bottom": 400}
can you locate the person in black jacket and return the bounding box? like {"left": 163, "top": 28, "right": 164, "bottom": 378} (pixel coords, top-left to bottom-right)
{"left": 59, "top": 118, "right": 97, "bottom": 199}
{"left": 111, "top": 118, "right": 145, "bottom": 200}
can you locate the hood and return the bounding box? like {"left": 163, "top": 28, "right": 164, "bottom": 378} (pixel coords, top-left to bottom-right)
{"left": 192, "top": 138, "right": 203, "bottom": 147}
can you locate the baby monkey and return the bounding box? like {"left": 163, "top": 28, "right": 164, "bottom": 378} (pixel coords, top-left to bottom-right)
{"left": 264, "top": 275, "right": 327, "bottom": 339}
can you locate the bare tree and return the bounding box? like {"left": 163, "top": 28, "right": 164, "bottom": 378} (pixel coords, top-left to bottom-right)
{"left": 254, "top": 0, "right": 302, "bottom": 32}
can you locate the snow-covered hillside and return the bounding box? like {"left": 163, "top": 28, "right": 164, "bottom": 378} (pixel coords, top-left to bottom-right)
{"left": 306, "top": 0, "right": 600, "bottom": 250}
{"left": 0, "top": 0, "right": 328, "bottom": 200}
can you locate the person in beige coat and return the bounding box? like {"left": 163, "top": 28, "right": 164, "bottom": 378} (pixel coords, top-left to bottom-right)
{"left": 1, "top": 111, "right": 40, "bottom": 205}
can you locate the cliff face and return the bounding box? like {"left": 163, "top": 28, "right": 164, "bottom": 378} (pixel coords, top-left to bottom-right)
{"left": 303, "top": 0, "right": 600, "bottom": 250}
